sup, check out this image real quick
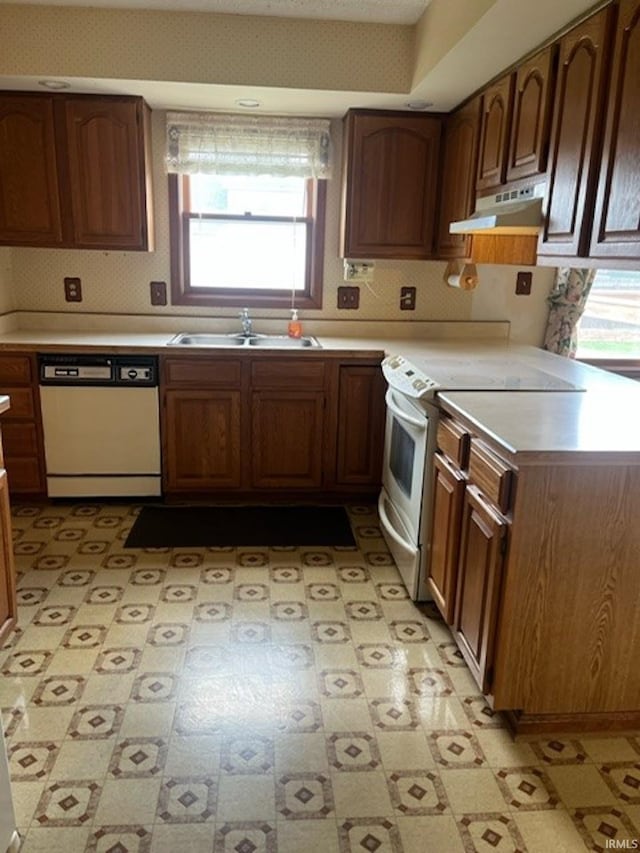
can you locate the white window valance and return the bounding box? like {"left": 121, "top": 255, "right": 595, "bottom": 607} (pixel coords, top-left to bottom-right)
{"left": 166, "top": 111, "right": 332, "bottom": 179}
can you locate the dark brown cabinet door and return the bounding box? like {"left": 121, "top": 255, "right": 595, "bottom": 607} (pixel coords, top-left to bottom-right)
{"left": 476, "top": 75, "right": 514, "bottom": 193}
{"left": 538, "top": 7, "right": 613, "bottom": 259}
{"left": 64, "top": 97, "right": 151, "bottom": 250}
{"left": 0, "top": 353, "right": 46, "bottom": 496}
{"left": 590, "top": 0, "right": 640, "bottom": 261}
{"left": 436, "top": 97, "right": 481, "bottom": 259}
{"left": 0, "top": 468, "right": 17, "bottom": 644}
{"left": 506, "top": 46, "right": 556, "bottom": 182}
{"left": 164, "top": 390, "right": 242, "bottom": 490}
{"left": 453, "top": 485, "right": 507, "bottom": 692}
{"left": 428, "top": 452, "right": 466, "bottom": 623}
{"left": 251, "top": 391, "right": 325, "bottom": 489}
{"left": 0, "top": 95, "right": 63, "bottom": 246}
{"left": 341, "top": 110, "right": 442, "bottom": 259}
{"left": 335, "top": 365, "right": 385, "bottom": 486}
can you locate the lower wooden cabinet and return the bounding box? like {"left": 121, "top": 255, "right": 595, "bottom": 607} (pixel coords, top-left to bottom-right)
{"left": 0, "top": 468, "right": 17, "bottom": 644}
{"left": 164, "top": 390, "right": 242, "bottom": 490}
{"left": 0, "top": 353, "right": 46, "bottom": 496}
{"left": 452, "top": 485, "right": 507, "bottom": 692}
{"left": 251, "top": 391, "right": 325, "bottom": 489}
{"left": 335, "top": 364, "right": 385, "bottom": 486}
{"left": 427, "top": 452, "right": 466, "bottom": 622}
{"left": 161, "top": 353, "right": 385, "bottom": 496}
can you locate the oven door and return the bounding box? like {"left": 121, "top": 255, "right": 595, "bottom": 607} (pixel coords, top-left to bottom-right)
{"left": 381, "top": 387, "right": 430, "bottom": 543}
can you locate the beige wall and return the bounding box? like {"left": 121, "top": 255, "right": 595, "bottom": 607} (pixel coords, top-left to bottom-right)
{"left": 0, "top": 3, "right": 412, "bottom": 95}
{"left": 9, "top": 113, "right": 479, "bottom": 327}
{"left": 0, "top": 249, "right": 14, "bottom": 315}
{"left": 8, "top": 111, "right": 552, "bottom": 344}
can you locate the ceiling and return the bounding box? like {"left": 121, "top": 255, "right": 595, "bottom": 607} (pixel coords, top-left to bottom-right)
{"left": 0, "top": 0, "right": 431, "bottom": 25}
{"left": 0, "top": 0, "right": 598, "bottom": 115}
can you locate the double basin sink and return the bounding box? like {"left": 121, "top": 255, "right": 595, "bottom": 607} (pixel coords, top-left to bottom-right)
{"left": 168, "top": 332, "right": 321, "bottom": 348}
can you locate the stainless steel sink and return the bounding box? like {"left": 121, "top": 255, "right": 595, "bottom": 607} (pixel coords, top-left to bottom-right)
{"left": 248, "top": 335, "right": 320, "bottom": 348}
{"left": 167, "top": 332, "right": 321, "bottom": 348}
{"left": 167, "top": 333, "right": 246, "bottom": 347}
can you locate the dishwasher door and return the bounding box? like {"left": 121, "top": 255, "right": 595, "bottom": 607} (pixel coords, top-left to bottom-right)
{"left": 40, "top": 385, "right": 161, "bottom": 497}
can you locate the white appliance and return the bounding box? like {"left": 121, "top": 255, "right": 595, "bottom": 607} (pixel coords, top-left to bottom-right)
{"left": 0, "top": 718, "right": 19, "bottom": 852}
{"left": 39, "top": 354, "right": 161, "bottom": 498}
{"left": 379, "top": 353, "right": 584, "bottom": 600}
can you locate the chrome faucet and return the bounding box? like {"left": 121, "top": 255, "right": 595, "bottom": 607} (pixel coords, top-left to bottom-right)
{"left": 239, "top": 307, "right": 252, "bottom": 337}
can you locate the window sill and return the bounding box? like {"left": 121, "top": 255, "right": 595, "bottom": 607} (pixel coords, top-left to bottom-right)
{"left": 577, "top": 357, "right": 640, "bottom": 381}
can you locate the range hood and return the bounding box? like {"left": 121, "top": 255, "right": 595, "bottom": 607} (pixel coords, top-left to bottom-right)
{"left": 450, "top": 187, "right": 544, "bottom": 236}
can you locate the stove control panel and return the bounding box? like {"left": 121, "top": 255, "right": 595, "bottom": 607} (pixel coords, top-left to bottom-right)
{"left": 382, "top": 355, "right": 440, "bottom": 399}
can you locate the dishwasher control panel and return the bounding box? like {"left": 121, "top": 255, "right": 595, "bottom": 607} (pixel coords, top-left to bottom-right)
{"left": 39, "top": 354, "right": 158, "bottom": 387}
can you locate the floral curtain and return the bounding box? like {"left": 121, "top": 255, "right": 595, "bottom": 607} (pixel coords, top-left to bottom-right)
{"left": 543, "top": 267, "right": 596, "bottom": 357}
{"left": 166, "top": 111, "right": 332, "bottom": 179}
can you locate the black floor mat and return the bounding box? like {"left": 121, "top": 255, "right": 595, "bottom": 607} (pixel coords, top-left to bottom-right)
{"left": 124, "top": 504, "right": 356, "bottom": 548}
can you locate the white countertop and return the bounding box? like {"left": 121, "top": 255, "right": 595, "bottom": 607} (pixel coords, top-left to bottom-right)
{"left": 0, "top": 325, "right": 638, "bottom": 457}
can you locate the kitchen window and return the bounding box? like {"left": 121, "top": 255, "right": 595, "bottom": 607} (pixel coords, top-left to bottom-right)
{"left": 576, "top": 269, "right": 640, "bottom": 378}
{"left": 166, "top": 111, "right": 332, "bottom": 309}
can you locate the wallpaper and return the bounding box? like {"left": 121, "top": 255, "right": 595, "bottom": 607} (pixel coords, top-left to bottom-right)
{"left": 7, "top": 111, "right": 553, "bottom": 343}
{"left": 0, "top": 4, "right": 412, "bottom": 95}
{"left": 0, "top": 249, "right": 15, "bottom": 316}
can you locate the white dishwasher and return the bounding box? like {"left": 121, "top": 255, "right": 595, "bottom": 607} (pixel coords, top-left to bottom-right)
{"left": 39, "top": 354, "right": 161, "bottom": 498}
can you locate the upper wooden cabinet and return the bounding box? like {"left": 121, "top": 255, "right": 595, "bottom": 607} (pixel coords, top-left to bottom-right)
{"left": 0, "top": 92, "right": 153, "bottom": 251}
{"left": 0, "top": 96, "right": 63, "bottom": 245}
{"left": 477, "top": 48, "right": 555, "bottom": 194}
{"left": 436, "top": 97, "right": 481, "bottom": 260}
{"left": 63, "top": 98, "right": 153, "bottom": 250}
{"left": 506, "top": 45, "right": 557, "bottom": 183}
{"left": 590, "top": 0, "right": 640, "bottom": 262}
{"left": 340, "top": 109, "right": 442, "bottom": 259}
{"left": 476, "top": 74, "right": 514, "bottom": 193}
{"left": 537, "top": 7, "right": 614, "bottom": 259}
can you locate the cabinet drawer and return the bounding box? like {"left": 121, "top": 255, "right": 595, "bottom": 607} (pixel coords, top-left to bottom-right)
{"left": 0, "top": 387, "right": 36, "bottom": 419}
{"left": 2, "top": 423, "right": 39, "bottom": 457}
{"left": 0, "top": 355, "right": 32, "bottom": 385}
{"left": 251, "top": 360, "right": 326, "bottom": 389}
{"left": 469, "top": 440, "right": 513, "bottom": 513}
{"left": 5, "top": 456, "right": 44, "bottom": 494}
{"left": 437, "top": 418, "right": 470, "bottom": 468}
{"left": 163, "top": 358, "right": 242, "bottom": 387}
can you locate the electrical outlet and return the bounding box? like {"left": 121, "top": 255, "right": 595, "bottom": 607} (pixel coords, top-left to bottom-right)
{"left": 343, "top": 261, "right": 374, "bottom": 283}
{"left": 515, "top": 271, "right": 532, "bottom": 295}
{"left": 400, "top": 286, "right": 416, "bottom": 311}
{"left": 150, "top": 281, "right": 167, "bottom": 306}
{"left": 64, "top": 277, "right": 82, "bottom": 302}
{"left": 337, "top": 286, "right": 360, "bottom": 309}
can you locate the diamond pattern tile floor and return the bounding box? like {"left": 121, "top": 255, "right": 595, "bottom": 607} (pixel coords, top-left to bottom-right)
{"left": 3, "top": 502, "right": 640, "bottom": 851}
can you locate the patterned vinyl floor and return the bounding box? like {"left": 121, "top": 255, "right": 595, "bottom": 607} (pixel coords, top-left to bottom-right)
{"left": 2, "top": 502, "right": 639, "bottom": 852}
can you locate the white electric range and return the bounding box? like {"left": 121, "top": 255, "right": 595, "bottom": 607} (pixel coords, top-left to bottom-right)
{"left": 379, "top": 352, "right": 584, "bottom": 600}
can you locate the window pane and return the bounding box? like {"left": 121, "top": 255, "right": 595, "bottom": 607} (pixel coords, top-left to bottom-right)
{"left": 189, "top": 174, "right": 307, "bottom": 216}
{"left": 577, "top": 269, "right": 640, "bottom": 358}
{"left": 189, "top": 218, "right": 307, "bottom": 291}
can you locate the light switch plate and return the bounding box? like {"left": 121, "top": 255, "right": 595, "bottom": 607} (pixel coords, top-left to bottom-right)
{"left": 516, "top": 271, "right": 532, "bottom": 295}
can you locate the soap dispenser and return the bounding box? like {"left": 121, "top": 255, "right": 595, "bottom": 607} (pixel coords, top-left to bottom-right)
{"left": 288, "top": 308, "right": 302, "bottom": 338}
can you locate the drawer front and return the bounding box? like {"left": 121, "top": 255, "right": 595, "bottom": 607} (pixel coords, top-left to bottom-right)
{"left": 469, "top": 439, "right": 513, "bottom": 513}
{"left": 437, "top": 418, "right": 470, "bottom": 468}
{"left": 5, "top": 456, "right": 44, "bottom": 494}
{"left": 2, "top": 422, "right": 39, "bottom": 457}
{"left": 0, "top": 387, "right": 36, "bottom": 419}
{"left": 163, "top": 358, "right": 242, "bottom": 387}
{"left": 251, "top": 360, "right": 326, "bottom": 389}
{"left": 0, "top": 355, "right": 32, "bottom": 385}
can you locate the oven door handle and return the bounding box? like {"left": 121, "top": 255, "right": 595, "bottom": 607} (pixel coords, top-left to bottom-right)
{"left": 385, "top": 388, "right": 426, "bottom": 430}
{"left": 377, "top": 492, "right": 416, "bottom": 555}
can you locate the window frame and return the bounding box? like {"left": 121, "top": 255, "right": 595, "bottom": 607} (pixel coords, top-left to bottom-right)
{"left": 169, "top": 173, "right": 326, "bottom": 309}
{"left": 575, "top": 268, "right": 640, "bottom": 379}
